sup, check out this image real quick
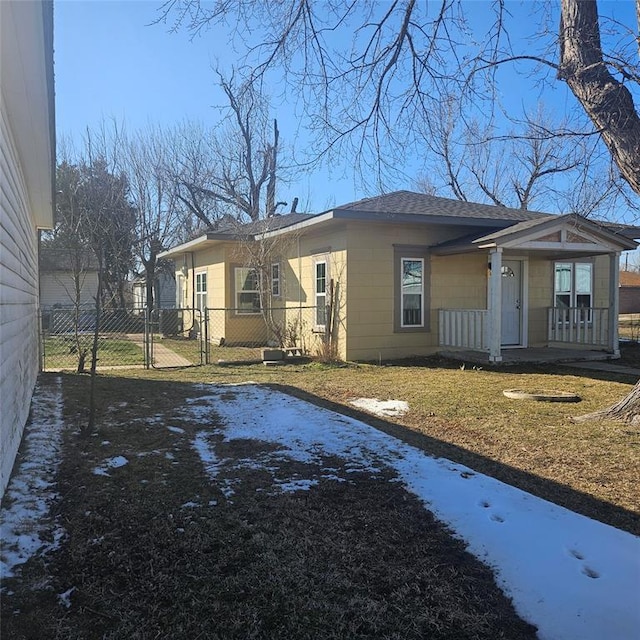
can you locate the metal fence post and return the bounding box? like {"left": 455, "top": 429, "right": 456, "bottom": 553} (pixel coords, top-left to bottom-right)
{"left": 203, "top": 308, "right": 210, "bottom": 365}
{"left": 144, "top": 307, "right": 151, "bottom": 369}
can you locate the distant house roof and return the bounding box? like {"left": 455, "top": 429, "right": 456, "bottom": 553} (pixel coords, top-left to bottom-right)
{"left": 39, "top": 247, "right": 99, "bottom": 271}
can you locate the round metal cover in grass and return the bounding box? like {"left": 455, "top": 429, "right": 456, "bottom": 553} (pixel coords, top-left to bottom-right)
{"left": 502, "top": 389, "right": 582, "bottom": 402}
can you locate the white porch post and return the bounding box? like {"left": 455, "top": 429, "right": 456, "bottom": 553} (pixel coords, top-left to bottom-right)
{"left": 488, "top": 248, "right": 503, "bottom": 362}
{"left": 609, "top": 251, "right": 620, "bottom": 357}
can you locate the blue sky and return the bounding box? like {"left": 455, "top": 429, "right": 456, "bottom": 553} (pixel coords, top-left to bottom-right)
{"left": 55, "top": 1, "right": 639, "bottom": 221}
{"left": 55, "top": 0, "right": 355, "bottom": 211}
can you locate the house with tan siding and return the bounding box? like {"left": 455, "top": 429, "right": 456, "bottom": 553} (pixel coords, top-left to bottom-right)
{"left": 619, "top": 270, "right": 640, "bottom": 314}
{"left": 0, "top": 1, "right": 55, "bottom": 497}
{"left": 160, "top": 192, "right": 638, "bottom": 363}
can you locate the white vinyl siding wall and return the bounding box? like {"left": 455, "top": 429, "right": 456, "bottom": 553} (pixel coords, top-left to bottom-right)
{"left": 0, "top": 107, "right": 42, "bottom": 496}
{"left": 39, "top": 271, "right": 100, "bottom": 308}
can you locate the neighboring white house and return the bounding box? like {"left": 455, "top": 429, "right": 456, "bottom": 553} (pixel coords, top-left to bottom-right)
{"left": 131, "top": 271, "right": 177, "bottom": 311}
{"left": 0, "top": 1, "right": 55, "bottom": 497}
{"left": 39, "top": 247, "right": 99, "bottom": 309}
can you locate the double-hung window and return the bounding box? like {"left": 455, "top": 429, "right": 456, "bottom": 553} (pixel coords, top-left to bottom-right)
{"left": 394, "top": 246, "right": 430, "bottom": 332}
{"left": 314, "top": 259, "right": 327, "bottom": 328}
{"left": 401, "top": 258, "right": 424, "bottom": 327}
{"left": 554, "top": 262, "right": 593, "bottom": 323}
{"left": 195, "top": 271, "right": 207, "bottom": 313}
{"left": 235, "top": 267, "right": 261, "bottom": 314}
{"left": 271, "top": 263, "right": 281, "bottom": 297}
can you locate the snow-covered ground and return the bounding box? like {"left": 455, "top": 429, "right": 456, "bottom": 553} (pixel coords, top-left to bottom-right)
{"left": 192, "top": 383, "right": 640, "bottom": 640}
{"left": 2, "top": 381, "right": 639, "bottom": 640}
{"left": 0, "top": 378, "right": 65, "bottom": 579}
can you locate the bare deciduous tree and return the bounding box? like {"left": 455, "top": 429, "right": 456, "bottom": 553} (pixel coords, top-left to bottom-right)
{"left": 416, "top": 101, "right": 622, "bottom": 216}
{"left": 172, "top": 73, "right": 286, "bottom": 225}
{"left": 158, "top": 0, "right": 639, "bottom": 194}
{"left": 124, "top": 126, "right": 182, "bottom": 313}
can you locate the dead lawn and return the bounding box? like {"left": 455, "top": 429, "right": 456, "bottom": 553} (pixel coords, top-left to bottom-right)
{"left": 121, "top": 351, "right": 640, "bottom": 534}
{"left": 2, "top": 374, "right": 537, "bottom": 640}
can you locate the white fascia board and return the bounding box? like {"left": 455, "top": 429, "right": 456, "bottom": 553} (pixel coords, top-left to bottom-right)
{"left": 257, "top": 212, "right": 336, "bottom": 239}
{"left": 158, "top": 235, "right": 221, "bottom": 259}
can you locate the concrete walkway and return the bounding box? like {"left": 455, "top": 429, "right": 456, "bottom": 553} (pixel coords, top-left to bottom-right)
{"left": 126, "top": 334, "right": 193, "bottom": 368}
{"left": 560, "top": 360, "right": 640, "bottom": 378}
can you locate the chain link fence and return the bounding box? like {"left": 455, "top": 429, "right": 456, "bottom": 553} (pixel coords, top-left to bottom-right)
{"left": 202, "top": 305, "right": 319, "bottom": 364}
{"left": 40, "top": 305, "right": 321, "bottom": 371}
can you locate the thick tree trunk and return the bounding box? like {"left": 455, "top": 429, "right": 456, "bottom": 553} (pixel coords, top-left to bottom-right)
{"left": 559, "top": 0, "right": 640, "bottom": 194}
{"left": 574, "top": 380, "right": 640, "bottom": 424}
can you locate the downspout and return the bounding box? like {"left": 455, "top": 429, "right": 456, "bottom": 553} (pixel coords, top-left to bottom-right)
{"left": 296, "top": 236, "right": 302, "bottom": 312}
{"left": 190, "top": 251, "right": 196, "bottom": 311}
{"left": 609, "top": 251, "right": 621, "bottom": 357}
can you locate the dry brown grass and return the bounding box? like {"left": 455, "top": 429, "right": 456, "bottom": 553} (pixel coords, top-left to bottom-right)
{"left": 115, "top": 349, "right": 640, "bottom": 535}
{"left": 619, "top": 315, "right": 640, "bottom": 341}
{"left": 2, "top": 374, "right": 538, "bottom": 640}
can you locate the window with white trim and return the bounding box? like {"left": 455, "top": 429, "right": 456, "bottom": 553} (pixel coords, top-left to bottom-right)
{"left": 271, "top": 262, "right": 281, "bottom": 297}
{"left": 554, "top": 262, "right": 593, "bottom": 322}
{"left": 235, "top": 267, "right": 261, "bottom": 314}
{"left": 314, "top": 259, "right": 327, "bottom": 327}
{"left": 195, "top": 271, "right": 207, "bottom": 313}
{"left": 401, "top": 258, "right": 424, "bottom": 327}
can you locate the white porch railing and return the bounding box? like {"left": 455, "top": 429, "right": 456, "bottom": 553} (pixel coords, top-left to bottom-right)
{"left": 547, "top": 307, "right": 609, "bottom": 346}
{"left": 439, "top": 309, "right": 488, "bottom": 350}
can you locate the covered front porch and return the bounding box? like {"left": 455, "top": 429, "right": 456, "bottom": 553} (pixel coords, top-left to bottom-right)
{"left": 437, "top": 345, "right": 615, "bottom": 366}
{"left": 435, "top": 213, "right": 637, "bottom": 363}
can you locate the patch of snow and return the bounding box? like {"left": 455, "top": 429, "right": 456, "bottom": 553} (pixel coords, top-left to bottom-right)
{"left": 0, "top": 377, "right": 66, "bottom": 580}
{"left": 167, "top": 426, "right": 185, "bottom": 434}
{"left": 277, "top": 479, "right": 319, "bottom": 493}
{"left": 349, "top": 397, "right": 409, "bottom": 417}
{"left": 106, "top": 456, "right": 128, "bottom": 468}
{"left": 184, "top": 383, "right": 640, "bottom": 640}
{"left": 92, "top": 456, "right": 128, "bottom": 476}
{"left": 58, "top": 586, "right": 75, "bottom": 608}
{"left": 192, "top": 431, "right": 222, "bottom": 479}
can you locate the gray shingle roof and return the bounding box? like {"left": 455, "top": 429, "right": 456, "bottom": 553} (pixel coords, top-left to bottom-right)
{"left": 212, "top": 212, "right": 315, "bottom": 237}
{"left": 471, "top": 215, "right": 557, "bottom": 242}
{"left": 334, "top": 191, "right": 548, "bottom": 222}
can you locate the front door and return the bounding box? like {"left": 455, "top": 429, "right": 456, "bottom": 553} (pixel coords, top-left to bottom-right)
{"left": 501, "top": 260, "right": 522, "bottom": 345}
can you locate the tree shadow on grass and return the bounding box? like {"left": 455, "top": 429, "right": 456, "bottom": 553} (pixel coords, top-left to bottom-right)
{"left": 2, "top": 372, "right": 539, "bottom": 640}
{"left": 267, "top": 382, "right": 640, "bottom": 536}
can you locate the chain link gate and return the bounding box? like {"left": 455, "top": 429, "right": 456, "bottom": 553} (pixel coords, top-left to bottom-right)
{"left": 145, "top": 308, "right": 207, "bottom": 369}
{"left": 40, "top": 306, "right": 206, "bottom": 371}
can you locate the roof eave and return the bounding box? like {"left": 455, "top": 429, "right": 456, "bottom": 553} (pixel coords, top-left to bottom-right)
{"left": 472, "top": 214, "right": 638, "bottom": 252}
{"left": 158, "top": 233, "right": 229, "bottom": 259}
